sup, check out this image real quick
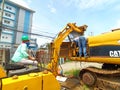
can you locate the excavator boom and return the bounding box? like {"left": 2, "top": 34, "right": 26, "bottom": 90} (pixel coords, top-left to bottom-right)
{"left": 47, "top": 23, "right": 87, "bottom": 76}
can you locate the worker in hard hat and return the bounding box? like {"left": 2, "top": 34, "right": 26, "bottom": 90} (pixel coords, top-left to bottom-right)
{"left": 11, "top": 35, "right": 38, "bottom": 66}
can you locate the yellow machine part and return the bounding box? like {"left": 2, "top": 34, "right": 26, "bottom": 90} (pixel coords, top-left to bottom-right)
{"left": 88, "top": 30, "right": 120, "bottom": 46}
{"left": 2, "top": 72, "right": 60, "bottom": 90}
{"left": 70, "top": 57, "right": 120, "bottom": 65}
{"left": 0, "top": 65, "right": 6, "bottom": 78}
{"left": 42, "top": 72, "right": 60, "bottom": 90}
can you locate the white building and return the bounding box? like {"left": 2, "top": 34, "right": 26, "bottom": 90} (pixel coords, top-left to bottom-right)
{"left": 0, "top": 0, "right": 35, "bottom": 48}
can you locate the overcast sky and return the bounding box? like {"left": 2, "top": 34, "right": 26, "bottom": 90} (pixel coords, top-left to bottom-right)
{"left": 10, "top": 0, "right": 120, "bottom": 46}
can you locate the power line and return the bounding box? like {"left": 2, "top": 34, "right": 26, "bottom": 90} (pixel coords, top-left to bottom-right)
{"left": 1, "top": 26, "right": 55, "bottom": 39}
{"left": 16, "top": 24, "right": 56, "bottom": 35}
{"left": 10, "top": 21, "right": 57, "bottom": 35}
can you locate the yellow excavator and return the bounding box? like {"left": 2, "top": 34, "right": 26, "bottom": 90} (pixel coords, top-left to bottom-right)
{"left": 1, "top": 23, "right": 120, "bottom": 90}
{"left": 48, "top": 23, "right": 120, "bottom": 90}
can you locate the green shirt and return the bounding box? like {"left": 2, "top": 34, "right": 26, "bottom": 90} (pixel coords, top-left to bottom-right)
{"left": 11, "top": 43, "right": 29, "bottom": 62}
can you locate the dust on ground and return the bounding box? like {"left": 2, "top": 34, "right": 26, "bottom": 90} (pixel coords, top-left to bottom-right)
{"left": 59, "top": 61, "right": 103, "bottom": 90}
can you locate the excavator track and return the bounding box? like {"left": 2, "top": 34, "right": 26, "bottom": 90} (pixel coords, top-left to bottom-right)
{"left": 79, "top": 67, "right": 120, "bottom": 90}
{"left": 81, "top": 67, "right": 120, "bottom": 76}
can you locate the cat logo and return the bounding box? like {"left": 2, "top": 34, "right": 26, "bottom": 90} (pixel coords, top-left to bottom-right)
{"left": 109, "top": 50, "right": 120, "bottom": 57}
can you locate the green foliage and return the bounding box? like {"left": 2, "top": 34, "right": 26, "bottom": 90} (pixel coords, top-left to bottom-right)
{"left": 66, "top": 60, "right": 71, "bottom": 62}
{"left": 83, "top": 85, "right": 90, "bottom": 90}
{"left": 64, "top": 69, "right": 80, "bottom": 78}
{"left": 64, "top": 59, "right": 71, "bottom": 63}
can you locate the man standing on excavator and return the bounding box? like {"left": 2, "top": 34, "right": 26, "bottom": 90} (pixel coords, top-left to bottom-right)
{"left": 78, "top": 25, "right": 88, "bottom": 58}
{"left": 71, "top": 24, "right": 88, "bottom": 58}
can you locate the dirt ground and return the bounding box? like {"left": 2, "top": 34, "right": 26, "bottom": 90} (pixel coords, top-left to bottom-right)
{"left": 59, "top": 61, "right": 103, "bottom": 90}
{"left": 61, "top": 61, "right": 102, "bottom": 72}
{"left": 60, "top": 77, "right": 95, "bottom": 90}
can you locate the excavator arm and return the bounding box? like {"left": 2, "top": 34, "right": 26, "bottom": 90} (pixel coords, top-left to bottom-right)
{"left": 47, "top": 23, "right": 86, "bottom": 76}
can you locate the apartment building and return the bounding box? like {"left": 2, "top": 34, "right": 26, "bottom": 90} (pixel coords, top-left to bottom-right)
{"left": 0, "top": 0, "right": 35, "bottom": 48}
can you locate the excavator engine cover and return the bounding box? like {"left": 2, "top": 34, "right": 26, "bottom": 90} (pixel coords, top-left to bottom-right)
{"left": 1, "top": 72, "right": 60, "bottom": 90}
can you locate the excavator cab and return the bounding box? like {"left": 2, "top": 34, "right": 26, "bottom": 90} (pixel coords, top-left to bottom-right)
{"left": 59, "top": 41, "right": 89, "bottom": 58}
{"left": 57, "top": 28, "right": 89, "bottom": 58}
{"left": 59, "top": 42, "right": 76, "bottom": 57}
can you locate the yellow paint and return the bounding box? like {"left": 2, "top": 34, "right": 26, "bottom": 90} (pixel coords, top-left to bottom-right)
{"left": 0, "top": 66, "right": 6, "bottom": 78}
{"left": 2, "top": 72, "right": 60, "bottom": 90}
{"left": 2, "top": 73, "right": 42, "bottom": 90}
{"left": 42, "top": 72, "right": 60, "bottom": 90}
{"left": 70, "top": 57, "right": 120, "bottom": 64}
{"left": 88, "top": 30, "right": 120, "bottom": 46}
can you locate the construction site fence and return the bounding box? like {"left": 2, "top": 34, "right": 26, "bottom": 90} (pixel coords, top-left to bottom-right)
{"left": 0, "top": 48, "right": 51, "bottom": 66}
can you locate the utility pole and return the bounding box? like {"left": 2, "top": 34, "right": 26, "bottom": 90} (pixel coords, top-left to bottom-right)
{"left": 89, "top": 32, "right": 94, "bottom": 36}
{"left": 0, "top": 0, "right": 5, "bottom": 37}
